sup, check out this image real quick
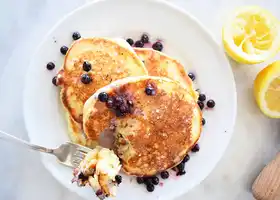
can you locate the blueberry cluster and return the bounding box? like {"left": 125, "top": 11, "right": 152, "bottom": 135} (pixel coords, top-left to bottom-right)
{"left": 173, "top": 154, "right": 190, "bottom": 176}
{"left": 126, "top": 33, "right": 164, "bottom": 51}
{"left": 136, "top": 171, "right": 169, "bottom": 192}
{"left": 98, "top": 92, "right": 133, "bottom": 117}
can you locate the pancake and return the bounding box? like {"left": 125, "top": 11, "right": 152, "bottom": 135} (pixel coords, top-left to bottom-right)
{"left": 134, "top": 48, "right": 198, "bottom": 99}
{"left": 83, "top": 76, "right": 202, "bottom": 176}
{"left": 56, "top": 38, "right": 148, "bottom": 147}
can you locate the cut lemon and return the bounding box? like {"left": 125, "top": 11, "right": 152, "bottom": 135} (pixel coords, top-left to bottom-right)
{"left": 254, "top": 61, "right": 280, "bottom": 118}
{"left": 222, "top": 6, "right": 280, "bottom": 64}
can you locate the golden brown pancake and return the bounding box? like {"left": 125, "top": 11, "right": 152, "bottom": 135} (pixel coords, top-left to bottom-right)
{"left": 134, "top": 48, "right": 198, "bottom": 99}
{"left": 56, "top": 38, "right": 148, "bottom": 147}
{"left": 83, "top": 76, "right": 202, "bottom": 176}
{"left": 57, "top": 38, "right": 147, "bottom": 123}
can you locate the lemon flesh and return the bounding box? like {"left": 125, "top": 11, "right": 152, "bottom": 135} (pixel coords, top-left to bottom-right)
{"left": 223, "top": 6, "right": 280, "bottom": 64}
{"left": 254, "top": 60, "right": 280, "bottom": 118}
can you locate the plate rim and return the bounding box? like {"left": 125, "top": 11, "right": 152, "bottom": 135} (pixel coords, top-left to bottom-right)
{"left": 23, "top": 0, "right": 237, "bottom": 199}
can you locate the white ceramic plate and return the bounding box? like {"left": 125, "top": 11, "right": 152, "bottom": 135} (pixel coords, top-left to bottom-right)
{"left": 23, "top": 0, "right": 236, "bottom": 199}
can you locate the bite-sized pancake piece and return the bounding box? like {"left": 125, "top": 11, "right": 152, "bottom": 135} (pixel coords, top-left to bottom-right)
{"left": 83, "top": 76, "right": 202, "bottom": 176}
{"left": 134, "top": 48, "right": 198, "bottom": 99}
{"left": 57, "top": 38, "right": 148, "bottom": 124}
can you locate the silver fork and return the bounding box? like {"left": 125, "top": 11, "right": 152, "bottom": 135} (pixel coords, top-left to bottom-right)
{"left": 0, "top": 130, "right": 91, "bottom": 168}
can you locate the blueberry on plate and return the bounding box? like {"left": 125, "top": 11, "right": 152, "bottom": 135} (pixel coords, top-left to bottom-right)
{"left": 72, "top": 32, "right": 81, "bottom": 40}
{"left": 46, "top": 62, "right": 55, "bottom": 70}
{"left": 152, "top": 41, "right": 163, "bottom": 51}
{"left": 141, "top": 34, "right": 149, "bottom": 43}
{"left": 207, "top": 99, "right": 216, "bottom": 108}
{"left": 126, "top": 38, "right": 134, "bottom": 46}
{"left": 60, "top": 46, "right": 68, "bottom": 55}
{"left": 188, "top": 73, "right": 195, "bottom": 81}
{"left": 191, "top": 144, "right": 200, "bottom": 152}
{"left": 160, "top": 171, "right": 169, "bottom": 179}
{"left": 146, "top": 183, "right": 155, "bottom": 192}
{"left": 135, "top": 40, "right": 144, "bottom": 48}
{"left": 198, "top": 93, "right": 206, "bottom": 102}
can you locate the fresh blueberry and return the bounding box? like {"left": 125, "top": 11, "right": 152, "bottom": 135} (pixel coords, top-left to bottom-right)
{"left": 145, "top": 87, "right": 156, "bottom": 96}
{"left": 144, "top": 178, "right": 153, "bottom": 185}
{"left": 183, "top": 154, "right": 190, "bottom": 163}
{"left": 177, "top": 162, "right": 185, "bottom": 172}
{"left": 198, "top": 101, "right": 204, "bottom": 110}
{"left": 146, "top": 183, "right": 155, "bottom": 192}
{"left": 176, "top": 170, "right": 186, "bottom": 176}
{"left": 136, "top": 177, "right": 144, "bottom": 184}
{"left": 188, "top": 73, "right": 195, "bottom": 81}
{"left": 116, "top": 109, "right": 125, "bottom": 117}
{"left": 98, "top": 92, "right": 109, "bottom": 102}
{"left": 81, "top": 74, "right": 92, "bottom": 84}
{"left": 60, "top": 46, "right": 68, "bottom": 55}
{"left": 46, "top": 62, "right": 55, "bottom": 70}
{"left": 151, "top": 176, "right": 159, "bottom": 185}
{"left": 191, "top": 144, "right": 200, "bottom": 153}
{"left": 152, "top": 41, "right": 163, "bottom": 51}
{"left": 115, "top": 96, "right": 124, "bottom": 106}
{"left": 106, "top": 98, "right": 114, "bottom": 108}
{"left": 83, "top": 61, "right": 91, "bottom": 72}
{"left": 126, "top": 38, "right": 134, "bottom": 46}
{"left": 141, "top": 34, "right": 149, "bottom": 43}
{"left": 198, "top": 94, "right": 206, "bottom": 102}
{"left": 72, "top": 32, "right": 81, "bottom": 40}
{"left": 115, "top": 175, "right": 122, "bottom": 184}
{"left": 207, "top": 100, "right": 215, "bottom": 108}
{"left": 202, "top": 118, "right": 206, "bottom": 126}
{"left": 160, "top": 171, "right": 169, "bottom": 179}
{"left": 52, "top": 76, "right": 58, "bottom": 86}
{"left": 135, "top": 40, "right": 144, "bottom": 48}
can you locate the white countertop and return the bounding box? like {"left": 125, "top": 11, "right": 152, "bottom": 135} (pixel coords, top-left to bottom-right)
{"left": 0, "top": 0, "right": 279, "bottom": 199}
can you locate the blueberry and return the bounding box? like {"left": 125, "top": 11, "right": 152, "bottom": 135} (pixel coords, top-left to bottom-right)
{"left": 72, "top": 32, "right": 81, "bottom": 40}
{"left": 116, "top": 109, "right": 125, "bottom": 117}
{"left": 81, "top": 74, "right": 92, "bottom": 84}
{"left": 202, "top": 118, "right": 206, "bottom": 126}
{"left": 198, "top": 101, "right": 204, "bottom": 110}
{"left": 176, "top": 170, "right": 186, "bottom": 176}
{"left": 115, "top": 175, "right": 122, "bottom": 184}
{"left": 207, "top": 100, "right": 215, "bottom": 108}
{"left": 151, "top": 176, "right": 159, "bottom": 185}
{"left": 141, "top": 34, "right": 149, "bottom": 43}
{"left": 188, "top": 73, "right": 195, "bottom": 81}
{"left": 135, "top": 40, "right": 144, "bottom": 48}
{"left": 183, "top": 154, "right": 190, "bottom": 163}
{"left": 145, "top": 87, "right": 156, "bottom": 96}
{"left": 96, "top": 190, "right": 103, "bottom": 196}
{"left": 136, "top": 177, "right": 144, "bottom": 184}
{"left": 198, "top": 94, "right": 206, "bottom": 102}
{"left": 146, "top": 183, "right": 155, "bottom": 192}
{"left": 126, "top": 38, "right": 134, "bottom": 46}
{"left": 83, "top": 61, "right": 91, "bottom": 72}
{"left": 152, "top": 41, "right": 163, "bottom": 51}
{"left": 144, "top": 177, "right": 153, "bottom": 185}
{"left": 115, "top": 96, "right": 124, "bottom": 106}
{"left": 191, "top": 144, "right": 200, "bottom": 152}
{"left": 177, "top": 162, "right": 185, "bottom": 172}
{"left": 60, "top": 46, "right": 68, "bottom": 55}
{"left": 106, "top": 98, "right": 114, "bottom": 108}
{"left": 98, "top": 92, "right": 109, "bottom": 102}
{"left": 52, "top": 76, "right": 58, "bottom": 86}
{"left": 119, "top": 105, "right": 128, "bottom": 113}
{"left": 160, "top": 171, "right": 169, "bottom": 179}
{"left": 78, "top": 173, "right": 87, "bottom": 181}
{"left": 46, "top": 62, "right": 55, "bottom": 70}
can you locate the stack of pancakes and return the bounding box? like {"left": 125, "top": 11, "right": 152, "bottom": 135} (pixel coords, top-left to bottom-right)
{"left": 56, "top": 37, "right": 202, "bottom": 176}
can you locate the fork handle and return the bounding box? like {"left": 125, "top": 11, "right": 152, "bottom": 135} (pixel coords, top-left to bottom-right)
{"left": 0, "top": 130, "right": 54, "bottom": 154}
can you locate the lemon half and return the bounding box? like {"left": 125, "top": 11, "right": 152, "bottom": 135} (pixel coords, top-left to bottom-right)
{"left": 254, "top": 61, "right": 280, "bottom": 118}
{"left": 223, "top": 6, "right": 280, "bottom": 64}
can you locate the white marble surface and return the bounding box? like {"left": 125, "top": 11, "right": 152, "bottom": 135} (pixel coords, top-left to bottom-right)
{"left": 0, "top": 0, "right": 279, "bottom": 199}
